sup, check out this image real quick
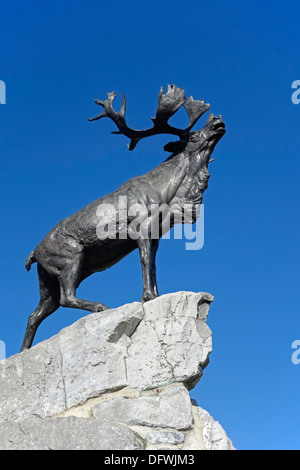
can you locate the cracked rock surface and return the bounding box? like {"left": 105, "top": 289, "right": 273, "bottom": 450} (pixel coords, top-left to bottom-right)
{"left": 0, "top": 291, "right": 235, "bottom": 450}
{"left": 0, "top": 417, "right": 145, "bottom": 450}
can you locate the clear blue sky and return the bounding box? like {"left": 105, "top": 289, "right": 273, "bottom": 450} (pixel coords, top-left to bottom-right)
{"left": 0, "top": 0, "right": 299, "bottom": 450}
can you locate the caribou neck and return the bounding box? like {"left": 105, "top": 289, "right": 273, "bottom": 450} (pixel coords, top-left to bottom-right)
{"left": 144, "top": 150, "right": 209, "bottom": 208}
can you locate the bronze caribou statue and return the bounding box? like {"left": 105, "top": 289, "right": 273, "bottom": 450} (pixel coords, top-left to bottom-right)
{"left": 21, "top": 85, "right": 225, "bottom": 351}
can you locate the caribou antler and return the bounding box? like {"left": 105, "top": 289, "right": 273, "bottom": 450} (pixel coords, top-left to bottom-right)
{"left": 89, "top": 85, "right": 210, "bottom": 151}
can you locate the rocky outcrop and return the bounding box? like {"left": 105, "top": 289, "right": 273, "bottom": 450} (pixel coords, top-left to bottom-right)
{"left": 0, "top": 291, "right": 235, "bottom": 450}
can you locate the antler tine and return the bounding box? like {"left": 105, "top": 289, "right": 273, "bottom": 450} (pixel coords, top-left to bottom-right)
{"left": 152, "top": 84, "right": 186, "bottom": 124}
{"left": 89, "top": 91, "right": 142, "bottom": 150}
{"left": 88, "top": 91, "right": 125, "bottom": 123}
{"left": 183, "top": 96, "right": 211, "bottom": 131}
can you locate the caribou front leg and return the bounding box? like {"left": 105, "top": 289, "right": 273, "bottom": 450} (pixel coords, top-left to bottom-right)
{"left": 150, "top": 238, "right": 159, "bottom": 297}
{"left": 137, "top": 238, "right": 159, "bottom": 302}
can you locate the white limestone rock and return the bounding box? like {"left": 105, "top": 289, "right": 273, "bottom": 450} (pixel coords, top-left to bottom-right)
{"left": 147, "top": 431, "right": 186, "bottom": 445}
{"left": 0, "top": 416, "right": 144, "bottom": 450}
{"left": 126, "top": 292, "right": 213, "bottom": 390}
{"left": 92, "top": 384, "right": 193, "bottom": 430}
{"left": 197, "top": 407, "right": 235, "bottom": 450}
{"left": 0, "top": 291, "right": 235, "bottom": 450}
{"left": 0, "top": 291, "right": 212, "bottom": 422}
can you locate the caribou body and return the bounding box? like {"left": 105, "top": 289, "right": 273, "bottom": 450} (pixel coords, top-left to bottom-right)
{"left": 21, "top": 85, "right": 225, "bottom": 351}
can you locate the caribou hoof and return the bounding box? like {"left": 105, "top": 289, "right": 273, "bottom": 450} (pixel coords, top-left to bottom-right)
{"left": 93, "top": 303, "right": 109, "bottom": 312}
{"left": 141, "top": 291, "right": 158, "bottom": 303}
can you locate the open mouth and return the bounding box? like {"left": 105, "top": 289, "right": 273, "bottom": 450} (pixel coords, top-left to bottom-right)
{"left": 206, "top": 122, "right": 226, "bottom": 143}
{"left": 214, "top": 120, "right": 226, "bottom": 133}
{"left": 205, "top": 115, "right": 226, "bottom": 138}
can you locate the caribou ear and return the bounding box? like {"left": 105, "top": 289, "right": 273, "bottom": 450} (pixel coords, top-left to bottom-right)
{"left": 164, "top": 139, "right": 188, "bottom": 153}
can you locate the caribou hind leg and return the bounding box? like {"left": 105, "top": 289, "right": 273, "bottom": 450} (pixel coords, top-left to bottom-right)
{"left": 58, "top": 255, "right": 109, "bottom": 313}
{"left": 21, "top": 256, "right": 109, "bottom": 351}
{"left": 21, "top": 264, "right": 60, "bottom": 351}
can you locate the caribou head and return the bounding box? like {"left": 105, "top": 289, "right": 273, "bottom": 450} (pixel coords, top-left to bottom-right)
{"left": 89, "top": 84, "right": 226, "bottom": 213}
